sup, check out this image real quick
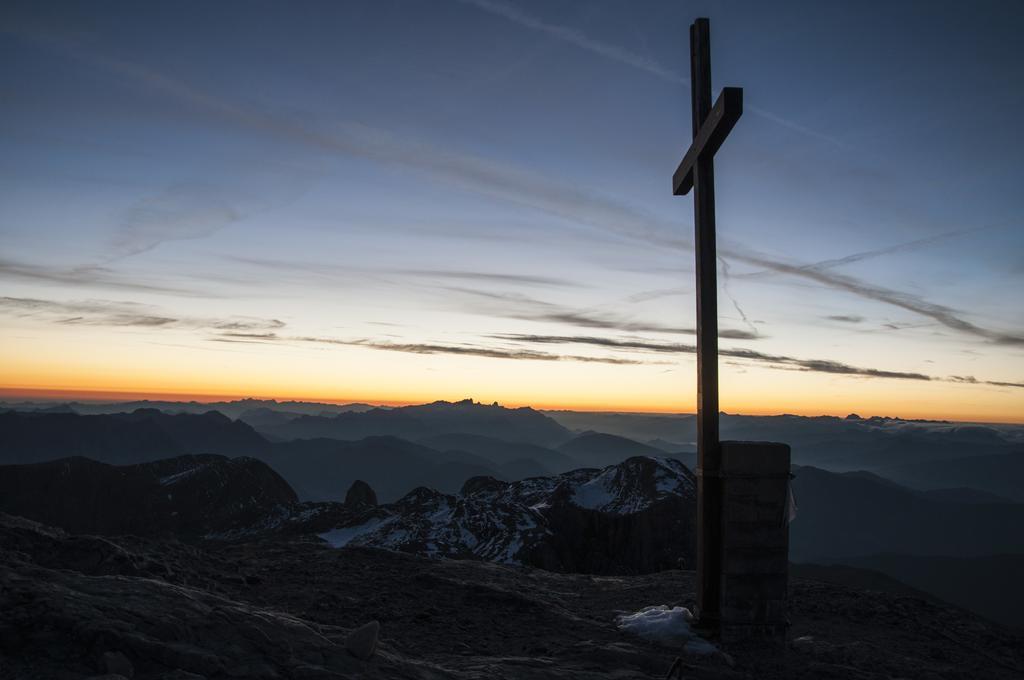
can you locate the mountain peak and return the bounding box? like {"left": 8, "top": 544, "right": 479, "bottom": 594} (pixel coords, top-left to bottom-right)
{"left": 460, "top": 475, "right": 508, "bottom": 497}
{"left": 313, "top": 455, "right": 697, "bottom": 573}
{"left": 344, "top": 480, "right": 378, "bottom": 508}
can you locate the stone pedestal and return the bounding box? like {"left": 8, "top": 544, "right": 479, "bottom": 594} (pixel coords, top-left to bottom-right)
{"left": 718, "top": 440, "right": 791, "bottom": 643}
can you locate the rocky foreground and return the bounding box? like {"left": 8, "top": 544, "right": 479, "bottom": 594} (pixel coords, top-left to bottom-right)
{"left": 2, "top": 513, "right": 1022, "bottom": 680}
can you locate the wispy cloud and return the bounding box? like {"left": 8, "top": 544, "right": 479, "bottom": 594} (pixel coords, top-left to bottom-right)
{"left": 456, "top": 0, "right": 684, "bottom": 83}
{"left": 949, "top": 375, "right": 1024, "bottom": 389}
{"left": 216, "top": 331, "right": 646, "bottom": 365}
{"left": 33, "top": 23, "right": 958, "bottom": 341}
{"left": 397, "top": 269, "right": 583, "bottom": 288}
{"left": 625, "top": 287, "right": 688, "bottom": 303}
{"left": 719, "top": 254, "right": 759, "bottom": 337}
{"left": 530, "top": 310, "right": 693, "bottom": 335}
{"left": 109, "top": 183, "right": 245, "bottom": 260}
{"left": 497, "top": 332, "right": 930, "bottom": 381}
{"left": 724, "top": 247, "right": 1024, "bottom": 346}
{"left": 743, "top": 355, "right": 931, "bottom": 381}
{"left": 335, "top": 338, "right": 645, "bottom": 364}
{"left": 0, "top": 296, "right": 284, "bottom": 332}
{"left": 37, "top": 33, "right": 682, "bottom": 252}
{"left": 826, "top": 314, "right": 864, "bottom": 323}
{"left": 0, "top": 257, "right": 204, "bottom": 296}
{"left": 801, "top": 225, "right": 998, "bottom": 273}
{"left": 457, "top": 0, "right": 847, "bottom": 147}
{"left": 447, "top": 287, "right": 759, "bottom": 338}
{"left": 497, "top": 332, "right": 1024, "bottom": 388}
{"left": 227, "top": 257, "right": 585, "bottom": 293}
{"left": 491, "top": 333, "right": 689, "bottom": 352}
{"left": 985, "top": 380, "right": 1024, "bottom": 389}
{"left": 22, "top": 24, "right": 1022, "bottom": 353}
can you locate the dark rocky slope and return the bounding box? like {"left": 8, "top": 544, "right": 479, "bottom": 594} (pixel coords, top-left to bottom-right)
{"left": 0, "top": 455, "right": 296, "bottom": 537}
{"left": 1, "top": 513, "right": 1021, "bottom": 680}
{"left": 0, "top": 409, "right": 269, "bottom": 465}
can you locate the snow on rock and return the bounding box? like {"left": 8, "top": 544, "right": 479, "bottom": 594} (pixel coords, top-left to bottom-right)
{"left": 318, "top": 516, "right": 396, "bottom": 548}
{"left": 616, "top": 605, "right": 716, "bottom": 655}
{"left": 316, "top": 456, "right": 697, "bottom": 571}
{"left": 317, "top": 489, "right": 547, "bottom": 563}
{"left": 470, "top": 456, "right": 696, "bottom": 515}
{"left": 616, "top": 605, "right": 694, "bottom": 640}
{"left": 158, "top": 465, "right": 207, "bottom": 486}
{"left": 569, "top": 457, "right": 695, "bottom": 514}
{"left": 571, "top": 473, "right": 618, "bottom": 511}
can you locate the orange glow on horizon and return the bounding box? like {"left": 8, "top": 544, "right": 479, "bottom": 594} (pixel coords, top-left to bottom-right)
{"left": 2, "top": 331, "right": 1020, "bottom": 425}
{"left": 2, "top": 383, "right": 1021, "bottom": 425}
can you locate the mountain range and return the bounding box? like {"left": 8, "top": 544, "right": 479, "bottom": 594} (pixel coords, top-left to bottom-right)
{"left": 2, "top": 397, "right": 1022, "bottom": 629}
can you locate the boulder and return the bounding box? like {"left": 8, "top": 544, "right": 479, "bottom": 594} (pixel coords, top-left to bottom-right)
{"left": 346, "top": 620, "right": 379, "bottom": 660}
{"left": 345, "top": 480, "right": 378, "bottom": 508}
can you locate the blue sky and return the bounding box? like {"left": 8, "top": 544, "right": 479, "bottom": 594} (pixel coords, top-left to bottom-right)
{"left": 1, "top": 0, "right": 1022, "bottom": 420}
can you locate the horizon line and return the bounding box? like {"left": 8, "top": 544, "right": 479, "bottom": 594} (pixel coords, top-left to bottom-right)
{"left": 1, "top": 386, "right": 1021, "bottom": 426}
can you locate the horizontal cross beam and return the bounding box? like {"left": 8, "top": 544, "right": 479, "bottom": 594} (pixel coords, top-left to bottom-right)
{"left": 672, "top": 86, "right": 743, "bottom": 196}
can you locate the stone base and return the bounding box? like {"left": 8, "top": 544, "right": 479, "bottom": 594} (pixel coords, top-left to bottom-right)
{"left": 718, "top": 440, "right": 791, "bottom": 644}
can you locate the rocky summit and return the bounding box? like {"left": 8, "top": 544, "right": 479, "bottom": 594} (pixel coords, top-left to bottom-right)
{"left": 309, "top": 455, "right": 697, "bottom": 574}
{"left": 1, "top": 452, "right": 1023, "bottom": 679}
{"left": 0, "top": 454, "right": 297, "bottom": 537}
{"left": 2, "top": 512, "right": 1022, "bottom": 680}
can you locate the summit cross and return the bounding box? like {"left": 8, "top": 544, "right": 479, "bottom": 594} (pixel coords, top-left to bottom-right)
{"left": 672, "top": 17, "right": 743, "bottom": 627}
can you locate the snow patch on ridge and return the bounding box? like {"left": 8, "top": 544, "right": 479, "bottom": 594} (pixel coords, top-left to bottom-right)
{"left": 159, "top": 466, "right": 206, "bottom": 486}
{"left": 571, "top": 473, "right": 617, "bottom": 510}
{"left": 319, "top": 516, "right": 396, "bottom": 547}
{"left": 616, "top": 605, "right": 716, "bottom": 654}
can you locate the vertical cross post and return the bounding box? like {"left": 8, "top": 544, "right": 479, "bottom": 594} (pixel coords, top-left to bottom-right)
{"left": 672, "top": 17, "right": 742, "bottom": 630}
{"left": 690, "top": 17, "right": 722, "bottom": 628}
{"left": 674, "top": 19, "right": 789, "bottom": 642}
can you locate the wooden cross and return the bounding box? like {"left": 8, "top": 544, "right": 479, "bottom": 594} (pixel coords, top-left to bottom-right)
{"left": 672, "top": 17, "right": 743, "bottom": 628}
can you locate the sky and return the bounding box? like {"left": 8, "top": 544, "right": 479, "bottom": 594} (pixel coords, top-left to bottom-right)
{"left": 1, "top": 0, "right": 1022, "bottom": 422}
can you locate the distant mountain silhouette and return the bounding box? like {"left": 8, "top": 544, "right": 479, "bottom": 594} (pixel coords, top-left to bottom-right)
{"left": 0, "top": 410, "right": 571, "bottom": 503}
{"left": 258, "top": 436, "right": 503, "bottom": 502}
{"left": 880, "top": 452, "right": 1024, "bottom": 502}
{"left": 546, "top": 411, "right": 1024, "bottom": 484}
{"left": 6, "top": 405, "right": 1021, "bottom": 511}
{"left": 236, "top": 406, "right": 304, "bottom": 430}
{"left": 646, "top": 437, "right": 696, "bottom": 453}
{"left": 0, "top": 398, "right": 375, "bottom": 419}
{"left": 790, "top": 465, "right": 1024, "bottom": 629}
{"left": 544, "top": 410, "right": 698, "bottom": 443}
{"left": 416, "top": 432, "right": 579, "bottom": 473}
{"left": 557, "top": 431, "right": 665, "bottom": 467}
{"left": 0, "top": 409, "right": 268, "bottom": 465}
{"left": 790, "top": 465, "right": 1024, "bottom": 561}
{"left": 9, "top": 401, "right": 1019, "bottom": 493}
{"left": 0, "top": 455, "right": 294, "bottom": 536}
{"left": 916, "top": 487, "right": 1015, "bottom": 504}
{"left": 260, "top": 399, "right": 573, "bottom": 447}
